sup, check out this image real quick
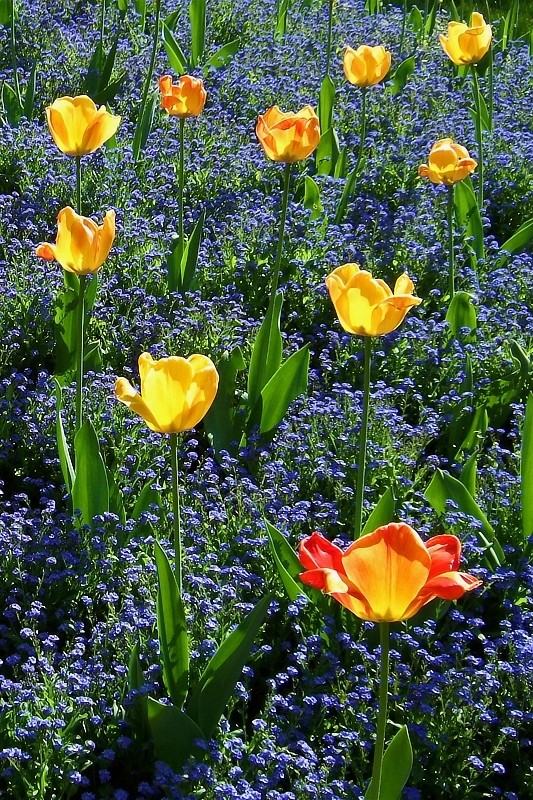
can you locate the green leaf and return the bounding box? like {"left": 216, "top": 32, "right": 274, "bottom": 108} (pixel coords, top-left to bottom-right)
{"left": 204, "top": 39, "right": 239, "bottom": 72}
{"left": 408, "top": 5, "right": 423, "bottom": 33}
{"left": 53, "top": 379, "right": 75, "bottom": 494}
{"left": 107, "top": 467, "right": 126, "bottom": 525}
{"left": 265, "top": 520, "right": 305, "bottom": 602}
{"left": 84, "top": 41, "right": 105, "bottom": 97}
{"left": 259, "top": 345, "right": 310, "bottom": 434}
{"left": 365, "top": 725, "right": 413, "bottom": 800}
{"left": 147, "top": 698, "right": 205, "bottom": 772}
{"left": 133, "top": 88, "right": 159, "bottom": 162}
{"left": 53, "top": 285, "right": 78, "bottom": 377}
{"left": 23, "top": 59, "right": 37, "bottom": 120}
{"left": 162, "top": 21, "right": 188, "bottom": 75}
{"left": 334, "top": 146, "right": 349, "bottom": 179}
{"left": 116, "top": 0, "right": 128, "bottom": 11}
{"left": 334, "top": 167, "right": 358, "bottom": 225}
{"left": 127, "top": 643, "right": 149, "bottom": 740}
{"left": 445, "top": 291, "right": 477, "bottom": 340}
{"left": 275, "top": 0, "right": 289, "bottom": 37}
{"left": 187, "top": 593, "right": 272, "bottom": 740}
{"left": 132, "top": 479, "right": 161, "bottom": 521}
{"left": 454, "top": 178, "right": 485, "bottom": 261}
{"left": 498, "top": 217, "right": 533, "bottom": 264}
{"left": 361, "top": 487, "right": 396, "bottom": 535}
{"left": 247, "top": 292, "right": 284, "bottom": 409}
{"left": 72, "top": 419, "right": 110, "bottom": 526}
{"left": 2, "top": 81, "right": 23, "bottom": 126}
{"left": 134, "top": 0, "right": 146, "bottom": 29}
{"left": 154, "top": 541, "right": 189, "bottom": 710}
{"left": 315, "top": 126, "right": 340, "bottom": 176}
{"left": 460, "top": 452, "right": 477, "bottom": 498}
{"left": 179, "top": 209, "right": 206, "bottom": 293}
{"left": 189, "top": 0, "right": 206, "bottom": 68}
{"left": 203, "top": 347, "right": 246, "bottom": 456}
{"left": 468, "top": 89, "right": 491, "bottom": 133}
{"left": 303, "top": 176, "right": 323, "bottom": 221}
{"left": 387, "top": 57, "right": 415, "bottom": 97}
{"left": 425, "top": 469, "right": 504, "bottom": 570}
{"left": 0, "top": 0, "right": 11, "bottom": 26}
{"left": 318, "top": 74, "right": 335, "bottom": 134}
{"left": 521, "top": 394, "right": 533, "bottom": 542}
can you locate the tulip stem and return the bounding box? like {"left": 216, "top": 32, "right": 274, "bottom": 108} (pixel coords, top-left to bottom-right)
{"left": 354, "top": 88, "right": 367, "bottom": 177}
{"left": 10, "top": 0, "right": 21, "bottom": 106}
{"left": 134, "top": 0, "right": 161, "bottom": 163}
{"left": 75, "top": 156, "right": 82, "bottom": 216}
{"left": 170, "top": 433, "right": 182, "bottom": 593}
{"left": 447, "top": 184, "right": 455, "bottom": 299}
{"left": 99, "top": 0, "right": 106, "bottom": 57}
{"left": 75, "top": 274, "right": 87, "bottom": 439}
{"left": 325, "top": 0, "right": 334, "bottom": 77}
{"left": 354, "top": 336, "right": 372, "bottom": 539}
{"left": 178, "top": 116, "right": 186, "bottom": 266}
{"left": 367, "top": 622, "right": 390, "bottom": 800}
{"left": 471, "top": 67, "right": 484, "bottom": 209}
{"left": 269, "top": 162, "right": 291, "bottom": 308}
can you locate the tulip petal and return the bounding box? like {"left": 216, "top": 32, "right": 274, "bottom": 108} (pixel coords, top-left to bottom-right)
{"left": 300, "top": 567, "right": 350, "bottom": 593}
{"left": 140, "top": 356, "right": 192, "bottom": 433}
{"left": 299, "top": 532, "right": 345, "bottom": 571}
{"left": 115, "top": 377, "right": 162, "bottom": 432}
{"left": 35, "top": 243, "right": 56, "bottom": 261}
{"left": 425, "top": 534, "right": 462, "bottom": 577}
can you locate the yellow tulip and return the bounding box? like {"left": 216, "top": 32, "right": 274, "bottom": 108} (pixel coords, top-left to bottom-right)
{"left": 36, "top": 206, "right": 115, "bottom": 275}
{"left": 45, "top": 95, "right": 121, "bottom": 157}
{"left": 325, "top": 263, "right": 421, "bottom": 337}
{"left": 343, "top": 45, "right": 391, "bottom": 88}
{"left": 115, "top": 352, "right": 219, "bottom": 434}
{"left": 256, "top": 105, "right": 320, "bottom": 163}
{"left": 299, "top": 524, "right": 482, "bottom": 622}
{"left": 418, "top": 138, "right": 477, "bottom": 185}
{"left": 439, "top": 12, "right": 492, "bottom": 66}
{"left": 158, "top": 75, "right": 207, "bottom": 118}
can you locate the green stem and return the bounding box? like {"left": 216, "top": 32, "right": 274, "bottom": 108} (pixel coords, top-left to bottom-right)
{"left": 75, "top": 156, "right": 82, "bottom": 215}
{"left": 178, "top": 116, "right": 185, "bottom": 261}
{"left": 99, "top": 0, "right": 106, "bottom": 56}
{"left": 268, "top": 162, "right": 291, "bottom": 309}
{"left": 75, "top": 274, "right": 87, "bottom": 438}
{"left": 367, "top": 622, "right": 390, "bottom": 800}
{"left": 354, "top": 88, "right": 367, "bottom": 177}
{"left": 471, "top": 67, "right": 484, "bottom": 209}
{"left": 135, "top": 0, "right": 161, "bottom": 162}
{"left": 354, "top": 336, "right": 372, "bottom": 539}
{"left": 399, "top": 0, "right": 407, "bottom": 57}
{"left": 325, "top": 0, "right": 334, "bottom": 77}
{"left": 447, "top": 184, "right": 455, "bottom": 299}
{"left": 170, "top": 433, "right": 182, "bottom": 592}
{"left": 10, "top": 0, "right": 21, "bottom": 106}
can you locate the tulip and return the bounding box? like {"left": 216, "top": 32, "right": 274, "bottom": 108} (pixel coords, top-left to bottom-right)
{"left": 343, "top": 45, "right": 391, "bottom": 88}
{"left": 418, "top": 138, "right": 477, "bottom": 186}
{"left": 45, "top": 95, "right": 121, "bottom": 157}
{"left": 325, "top": 263, "right": 421, "bottom": 338}
{"left": 439, "top": 12, "right": 492, "bottom": 66}
{"left": 158, "top": 74, "right": 207, "bottom": 118}
{"left": 299, "top": 524, "right": 482, "bottom": 622}
{"left": 36, "top": 206, "right": 116, "bottom": 276}
{"left": 115, "top": 352, "right": 219, "bottom": 435}
{"left": 256, "top": 105, "right": 320, "bottom": 163}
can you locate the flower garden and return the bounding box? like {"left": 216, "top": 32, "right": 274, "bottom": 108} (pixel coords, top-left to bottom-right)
{"left": 0, "top": 0, "right": 532, "bottom": 797}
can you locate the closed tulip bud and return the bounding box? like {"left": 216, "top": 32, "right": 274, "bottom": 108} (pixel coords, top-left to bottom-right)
{"left": 45, "top": 95, "right": 121, "bottom": 157}
{"left": 256, "top": 105, "right": 320, "bottom": 163}
{"left": 343, "top": 45, "right": 391, "bottom": 88}
{"left": 299, "top": 524, "right": 482, "bottom": 622}
{"left": 439, "top": 12, "right": 492, "bottom": 65}
{"left": 158, "top": 75, "right": 207, "bottom": 118}
{"left": 325, "top": 263, "right": 421, "bottom": 337}
{"left": 36, "top": 206, "right": 116, "bottom": 275}
{"left": 418, "top": 138, "right": 477, "bottom": 185}
{"left": 115, "top": 352, "right": 219, "bottom": 434}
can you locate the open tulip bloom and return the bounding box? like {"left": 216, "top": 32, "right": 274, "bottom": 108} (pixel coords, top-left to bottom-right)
{"left": 46, "top": 95, "right": 121, "bottom": 158}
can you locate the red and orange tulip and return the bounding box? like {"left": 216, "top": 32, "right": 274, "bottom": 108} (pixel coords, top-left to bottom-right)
{"left": 256, "top": 105, "right": 320, "bottom": 163}
{"left": 158, "top": 75, "right": 207, "bottom": 118}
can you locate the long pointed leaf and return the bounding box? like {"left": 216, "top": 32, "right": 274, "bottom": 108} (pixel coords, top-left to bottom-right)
{"left": 179, "top": 209, "right": 206, "bottom": 293}
{"left": 204, "top": 39, "right": 240, "bottom": 72}
{"left": 521, "top": 394, "right": 533, "bottom": 542}
{"left": 247, "top": 292, "right": 283, "bottom": 408}
{"left": 454, "top": 179, "right": 485, "bottom": 261}
{"left": 163, "top": 21, "right": 188, "bottom": 75}
{"left": 189, "top": 0, "right": 206, "bottom": 68}
{"left": 265, "top": 519, "right": 304, "bottom": 601}
{"left": 259, "top": 345, "right": 309, "bottom": 434}
{"left": 318, "top": 74, "right": 335, "bottom": 134}
{"left": 147, "top": 698, "right": 205, "bottom": 772}
{"left": 53, "top": 379, "right": 75, "bottom": 494}
{"left": 365, "top": 725, "right": 413, "bottom": 800}
{"left": 361, "top": 487, "right": 396, "bottom": 535}
{"left": 72, "top": 419, "right": 109, "bottom": 526}
{"left": 133, "top": 88, "right": 159, "bottom": 161}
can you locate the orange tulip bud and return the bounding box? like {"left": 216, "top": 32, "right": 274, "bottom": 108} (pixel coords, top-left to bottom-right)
{"left": 439, "top": 12, "right": 492, "bottom": 65}
{"left": 36, "top": 206, "right": 116, "bottom": 275}
{"left": 343, "top": 45, "right": 391, "bottom": 88}
{"left": 418, "top": 138, "right": 477, "bottom": 186}
{"left": 45, "top": 95, "right": 121, "bottom": 157}
{"left": 256, "top": 105, "right": 320, "bottom": 163}
{"left": 115, "top": 352, "right": 219, "bottom": 435}
{"left": 299, "top": 524, "right": 482, "bottom": 623}
{"left": 158, "top": 75, "right": 207, "bottom": 118}
{"left": 325, "top": 263, "right": 421, "bottom": 337}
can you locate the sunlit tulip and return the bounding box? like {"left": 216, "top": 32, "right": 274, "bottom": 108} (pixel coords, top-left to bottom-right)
{"left": 418, "top": 138, "right": 477, "bottom": 186}
{"left": 36, "top": 206, "right": 115, "bottom": 275}
{"left": 325, "top": 263, "right": 421, "bottom": 337}
{"left": 439, "top": 12, "right": 492, "bottom": 65}
{"left": 115, "top": 352, "right": 219, "bottom": 434}
{"left": 45, "top": 95, "right": 121, "bottom": 157}
{"left": 299, "top": 524, "right": 482, "bottom": 622}
{"left": 343, "top": 45, "right": 391, "bottom": 88}
{"left": 256, "top": 105, "right": 320, "bottom": 163}
{"left": 158, "top": 75, "right": 207, "bottom": 118}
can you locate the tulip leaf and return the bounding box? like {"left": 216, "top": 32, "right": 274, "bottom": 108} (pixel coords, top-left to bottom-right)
{"left": 316, "top": 126, "right": 340, "bottom": 176}
{"left": 154, "top": 541, "right": 189, "bottom": 710}
{"left": 265, "top": 520, "right": 306, "bottom": 602}
{"left": 247, "top": 292, "right": 284, "bottom": 409}
{"left": 334, "top": 167, "right": 358, "bottom": 224}
{"left": 468, "top": 92, "right": 491, "bottom": 134}
{"left": 1, "top": 81, "right": 23, "bottom": 126}
{"left": 204, "top": 39, "right": 239, "bottom": 72}
{"left": 498, "top": 217, "right": 533, "bottom": 265}
{"left": 303, "top": 176, "right": 323, "bottom": 221}
{"left": 445, "top": 291, "right": 477, "bottom": 340}
{"left": 133, "top": 87, "right": 159, "bottom": 161}
{"left": 275, "top": 0, "right": 289, "bottom": 38}
{"left": 0, "top": 0, "right": 11, "bottom": 26}
{"left": 334, "top": 146, "right": 349, "bottom": 179}
{"left": 179, "top": 208, "right": 206, "bottom": 294}
{"left": 189, "top": 0, "right": 206, "bottom": 69}
{"left": 521, "top": 394, "right": 533, "bottom": 543}
{"left": 93, "top": 71, "right": 127, "bottom": 106}
{"left": 361, "top": 487, "right": 396, "bottom": 535}
{"left": 408, "top": 5, "right": 423, "bottom": 33}
{"left": 365, "top": 725, "right": 412, "bottom": 800}
{"left": 53, "top": 379, "right": 75, "bottom": 495}
{"left": 387, "top": 57, "right": 415, "bottom": 97}
{"left": 107, "top": 468, "right": 126, "bottom": 526}
{"left": 318, "top": 75, "right": 335, "bottom": 135}
{"left": 134, "top": 0, "right": 146, "bottom": 30}
{"left": 72, "top": 419, "right": 110, "bottom": 526}
{"left": 203, "top": 347, "right": 246, "bottom": 456}
{"left": 425, "top": 468, "right": 504, "bottom": 570}
{"left": 23, "top": 59, "right": 37, "bottom": 120}
{"left": 460, "top": 452, "right": 477, "bottom": 498}
{"left": 454, "top": 178, "right": 485, "bottom": 261}
{"left": 127, "top": 642, "right": 149, "bottom": 739}
{"left": 187, "top": 592, "right": 273, "bottom": 740}
{"left": 53, "top": 286, "right": 78, "bottom": 377}
{"left": 132, "top": 479, "right": 161, "bottom": 521}
{"left": 259, "top": 345, "right": 310, "bottom": 434}
{"left": 147, "top": 698, "right": 205, "bottom": 772}
{"left": 162, "top": 21, "right": 188, "bottom": 75}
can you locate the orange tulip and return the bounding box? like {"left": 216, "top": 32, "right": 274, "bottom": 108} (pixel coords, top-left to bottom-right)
{"left": 158, "top": 75, "right": 207, "bottom": 118}
{"left": 343, "top": 45, "right": 391, "bottom": 88}
{"left": 325, "top": 263, "right": 421, "bottom": 337}
{"left": 36, "top": 206, "right": 115, "bottom": 275}
{"left": 256, "top": 105, "right": 320, "bottom": 163}
{"left": 115, "top": 352, "right": 219, "bottom": 434}
{"left": 299, "top": 524, "right": 482, "bottom": 622}
{"left": 418, "top": 138, "right": 477, "bottom": 186}
{"left": 439, "top": 12, "right": 492, "bottom": 66}
{"left": 45, "top": 95, "right": 121, "bottom": 157}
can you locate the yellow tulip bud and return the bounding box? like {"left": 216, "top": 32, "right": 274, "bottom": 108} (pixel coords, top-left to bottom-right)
{"left": 343, "top": 45, "right": 391, "bottom": 88}
{"left": 439, "top": 12, "right": 492, "bottom": 66}
{"left": 158, "top": 75, "right": 207, "bottom": 118}
{"left": 115, "top": 353, "right": 219, "bottom": 435}
{"left": 45, "top": 95, "right": 121, "bottom": 157}
{"left": 325, "top": 263, "right": 422, "bottom": 337}
{"left": 256, "top": 105, "right": 320, "bottom": 163}
{"left": 418, "top": 138, "right": 477, "bottom": 185}
{"left": 36, "top": 206, "right": 116, "bottom": 275}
